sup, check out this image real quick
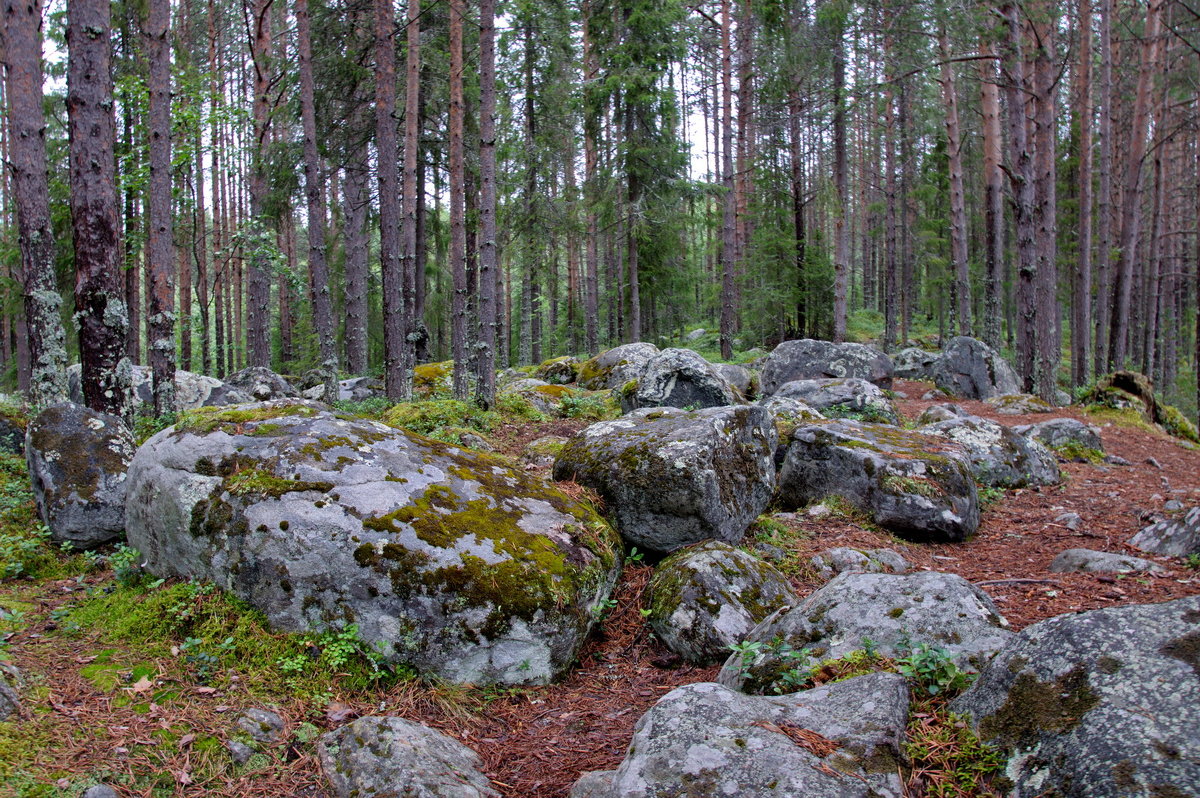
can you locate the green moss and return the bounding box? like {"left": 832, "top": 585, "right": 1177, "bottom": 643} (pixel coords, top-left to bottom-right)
{"left": 382, "top": 399, "right": 499, "bottom": 437}
{"left": 1160, "top": 630, "right": 1200, "bottom": 677}
{"left": 575, "top": 355, "right": 613, "bottom": 388}
{"left": 879, "top": 472, "right": 944, "bottom": 499}
{"left": 978, "top": 665, "right": 1100, "bottom": 749}
{"left": 1051, "top": 440, "right": 1105, "bottom": 464}
{"left": 413, "top": 361, "right": 453, "bottom": 395}
{"left": 175, "top": 404, "right": 320, "bottom": 436}
{"left": 223, "top": 468, "right": 334, "bottom": 499}
{"left": 1159, "top": 404, "right": 1200, "bottom": 444}
{"left": 533, "top": 384, "right": 576, "bottom": 399}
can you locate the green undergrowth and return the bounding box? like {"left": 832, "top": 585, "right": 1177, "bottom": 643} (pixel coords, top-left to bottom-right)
{"left": 1050, "top": 440, "right": 1105, "bottom": 464}
{"left": 333, "top": 396, "right": 394, "bottom": 419}
{"left": 742, "top": 514, "right": 811, "bottom": 577}
{"left": 0, "top": 453, "right": 86, "bottom": 581}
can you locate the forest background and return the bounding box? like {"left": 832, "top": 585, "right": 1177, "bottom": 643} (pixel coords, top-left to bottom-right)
{"left": 2, "top": 0, "right": 1198, "bottom": 421}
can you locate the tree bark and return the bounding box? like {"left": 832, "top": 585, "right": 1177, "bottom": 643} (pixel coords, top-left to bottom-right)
{"left": 475, "top": 0, "right": 498, "bottom": 407}
{"left": 145, "top": 0, "right": 175, "bottom": 414}
{"left": 1030, "top": 3, "right": 1059, "bottom": 402}
{"left": 583, "top": 0, "right": 600, "bottom": 354}
{"left": 245, "top": 0, "right": 272, "bottom": 368}
{"left": 832, "top": 18, "right": 849, "bottom": 343}
{"left": 978, "top": 41, "right": 1004, "bottom": 350}
{"left": 939, "top": 29, "right": 969, "bottom": 337}
{"left": 400, "top": 0, "right": 422, "bottom": 376}
{"left": 343, "top": 125, "right": 371, "bottom": 376}
{"left": 1093, "top": 0, "right": 1114, "bottom": 374}
{"left": 377, "top": 0, "right": 406, "bottom": 398}
{"left": 68, "top": 0, "right": 131, "bottom": 419}
{"left": 1072, "top": 0, "right": 1093, "bottom": 387}
{"left": 448, "top": 0, "right": 469, "bottom": 398}
{"left": 3, "top": 0, "right": 69, "bottom": 407}
{"left": 719, "top": 0, "right": 736, "bottom": 360}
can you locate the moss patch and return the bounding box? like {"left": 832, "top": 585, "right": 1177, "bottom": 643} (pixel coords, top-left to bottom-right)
{"left": 224, "top": 468, "right": 334, "bottom": 499}
{"left": 978, "top": 665, "right": 1100, "bottom": 749}
{"left": 175, "top": 404, "right": 320, "bottom": 436}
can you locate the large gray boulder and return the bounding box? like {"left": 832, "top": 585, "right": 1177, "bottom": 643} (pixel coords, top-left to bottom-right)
{"left": 1014, "top": 417, "right": 1104, "bottom": 456}
{"left": 929, "top": 336, "right": 1021, "bottom": 400}
{"left": 893, "top": 347, "right": 938, "bottom": 380}
{"left": 952, "top": 596, "right": 1200, "bottom": 798}
{"left": 760, "top": 339, "right": 894, "bottom": 395}
{"left": 920, "top": 414, "right": 1061, "bottom": 488}
{"left": 67, "top": 363, "right": 252, "bottom": 412}
{"left": 1128, "top": 507, "right": 1200, "bottom": 557}
{"left": 336, "top": 376, "right": 386, "bottom": 403}
{"left": 571, "top": 674, "right": 910, "bottom": 798}
{"left": 624, "top": 348, "right": 739, "bottom": 412}
{"left": 646, "top": 541, "right": 797, "bottom": 664}
{"left": 534, "top": 356, "right": 581, "bottom": 385}
{"left": 125, "top": 399, "right": 621, "bottom": 686}
{"left": 317, "top": 716, "right": 499, "bottom": 798}
{"left": 773, "top": 377, "right": 899, "bottom": 424}
{"left": 576, "top": 342, "right": 660, "bottom": 391}
{"left": 714, "top": 363, "right": 755, "bottom": 400}
{"left": 553, "top": 406, "right": 777, "bottom": 553}
{"left": 718, "top": 572, "right": 1012, "bottom": 695}
{"left": 0, "top": 411, "right": 25, "bottom": 456}
{"left": 26, "top": 403, "right": 134, "bottom": 549}
{"left": 777, "top": 420, "right": 979, "bottom": 543}
{"left": 225, "top": 366, "right": 300, "bottom": 401}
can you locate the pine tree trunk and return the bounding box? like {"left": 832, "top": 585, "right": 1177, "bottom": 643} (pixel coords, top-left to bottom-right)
{"left": 1093, "top": 0, "right": 1115, "bottom": 374}
{"left": 246, "top": 0, "right": 272, "bottom": 368}
{"left": 1072, "top": 0, "right": 1093, "bottom": 387}
{"left": 475, "top": 0, "right": 498, "bottom": 405}
{"left": 583, "top": 0, "right": 600, "bottom": 355}
{"left": 939, "top": 29, "right": 969, "bottom": 337}
{"left": 296, "top": 0, "right": 337, "bottom": 399}
{"left": 1030, "top": 6, "right": 1059, "bottom": 402}
{"left": 378, "top": 0, "right": 406, "bottom": 398}
{"left": 448, "top": 0, "right": 469, "bottom": 397}
{"left": 343, "top": 117, "right": 371, "bottom": 376}
{"left": 3, "top": 0, "right": 69, "bottom": 407}
{"left": 402, "top": 0, "right": 424, "bottom": 372}
{"left": 978, "top": 42, "right": 1004, "bottom": 350}
{"left": 832, "top": 25, "right": 849, "bottom": 343}
{"left": 145, "top": 0, "right": 175, "bottom": 414}
{"left": 68, "top": 0, "right": 131, "bottom": 419}
{"left": 719, "top": 0, "right": 736, "bottom": 360}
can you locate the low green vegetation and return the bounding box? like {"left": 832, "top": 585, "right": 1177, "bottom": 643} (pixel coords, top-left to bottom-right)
{"left": 742, "top": 514, "right": 810, "bottom": 576}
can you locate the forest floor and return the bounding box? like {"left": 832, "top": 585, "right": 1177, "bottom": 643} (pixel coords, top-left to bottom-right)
{"left": 2, "top": 379, "right": 1200, "bottom": 797}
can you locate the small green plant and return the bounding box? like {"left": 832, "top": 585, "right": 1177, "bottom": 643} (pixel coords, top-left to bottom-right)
{"left": 626, "top": 547, "right": 644, "bottom": 564}
{"left": 977, "top": 485, "right": 1006, "bottom": 508}
{"left": 109, "top": 544, "right": 145, "bottom": 587}
{"left": 727, "top": 639, "right": 764, "bottom": 679}
{"left": 560, "top": 393, "right": 618, "bottom": 421}
{"left": 590, "top": 597, "right": 618, "bottom": 622}
{"left": 494, "top": 392, "right": 547, "bottom": 422}
{"left": 1183, "top": 553, "right": 1200, "bottom": 570}
{"left": 895, "top": 640, "right": 975, "bottom": 697}
{"left": 333, "top": 396, "right": 394, "bottom": 419}
{"left": 133, "top": 412, "right": 178, "bottom": 444}
{"left": 1051, "top": 440, "right": 1105, "bottom": 464}
{"left": 904, "top": 708, "right": 1006, "bottom": 797}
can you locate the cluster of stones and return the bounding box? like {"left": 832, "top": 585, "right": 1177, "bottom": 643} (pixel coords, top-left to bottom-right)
{"left": 16, "top": 333, "right": 1200, "bottom": 797}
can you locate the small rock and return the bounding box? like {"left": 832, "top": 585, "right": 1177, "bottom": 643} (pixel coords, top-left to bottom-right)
{"left": 810, "top": 547, "right": 910, "bottom": 580}
{"left": 806, "top": 503, "right": 832, "bottom": 519}
{"left": 0, "top": 683, "right": 19, "bottom": 721}
{"left": 1055, "top": 512, "right": 1083, "bottom": 531}
{"left": 1129, "top": 507, "right": 1200, "bottom": 557}
{"left": 226, "top": 739, "right": 255, "bottom": 765}
{"left": 1147, "top": 456, "right": 1163, "bottom": 469}
{"left": 1165, "top": 499, "right": 1184, "bottom": 512}
{"left": 1105, "top": 454, "right": 1132, "bottom": 466}
{"left": 457, "top": 432, "right": 494, "bottom": 452}
{"left": 1048, "top": 548, "right": 1165, "bottom": 575}
{"left": 234, "top": 708, "right": 285, "bottom": 745}
{"left": 81, "top": 787, "right": 119, "bottom": 798}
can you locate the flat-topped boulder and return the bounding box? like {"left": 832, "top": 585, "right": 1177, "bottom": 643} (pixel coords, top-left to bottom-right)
{"left": 773, "top": 377, "right": 898, "bottom": 424}
{"left": 553, "top": 406, "right": 777, "bottom": 553}
{"left": 759, "top": 339, "right": 893, "bottom": 395}
{"left": 576, "top": 343, "right": 660, "bottom": 391}
{"left": 929, "top": 336, "right": 1021, "bottom": 400}
{"left": 1129, "top": 507, "right": 1200, "bottom": 557}
{"left": 623, "top": 348, "right": 739, "bottom": 412}
{"left": 225, "top": 366, "right": 301, "bottom": 401}
{"left": 125, "top": 399, "right": 622, "bottom": 686}
{"left": 919, "top": 414, "right": 1061, "bottom": 488}
{"left": 778, "top": 419, "right": 979, "bottom": 542}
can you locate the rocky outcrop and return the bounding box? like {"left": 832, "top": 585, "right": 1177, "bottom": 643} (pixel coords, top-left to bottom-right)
{"left": 759, "top": 339, "right": 894, "bottom": 395}
{"left": 985, "top": 393, "right": 1055, "bottom": 415}
{"left": 810, "top": 547, "right": 910, "bottom": 581}
{"left": 1128, "top": 507, "right": 1200, "bottom": 557}
{"left": 952, "top": 596, "right": 1200, "bottom": 798}
{"left": 534, "top": 356, "right": 581, "bottom": 385}
{"left": 714, "top": 363, "right": 755, "bottom": 400}
{"left": 893, "top": 347, "right": 938, "bottom": 380}
{"left": 718, "top": 572, "right": 1012, "bottom": 695}
{"left": 226, "top": 367, "right": 301, "bottom": 401}
{"left": 553, "top": 406, "right": 777, "bottom": 553}
{"left": 646, "top": 542, "right": 797, "bottom": 664}
{"left": 125, "top": 399, "right": 621, "bottom": 685}
{"left": 623, "top": 348, "right": 739, "bottom": 411}
{"left": 1014, "top": 417, "right": 1104, "bottom": 456}
{"left": 915, "top": 403, "right": 967, "bottom": 425}
{"left": 571, "top": 674, "right": 910, "bottom": 798}
{"left": 773, "top": 377, "right": 899, "bottom": 424}
{"left": 317, "top": 716, "right": 499, "bottom": 798}
{"left": 576, "top": 343, "right": 660, "bottom": 391}
{"left": 928, "top": 336, "right": 1021, "bottom": 400}
{"left": 68, "top": 363, "right": 252, "bottom": 412}
{"left": 26, "top": 403, "right": 134, "bottom": 549}
{"left": 1049, "top": 549, "right": 1165, "bottom": 575}
{"left": 919, "top": 414, "right": 1061, "bottom": 488}
{"left": 777, "top": 420, "right": 979, "bottom": 543}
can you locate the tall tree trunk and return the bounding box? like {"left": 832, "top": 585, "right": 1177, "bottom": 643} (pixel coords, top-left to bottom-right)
{"left": 719, "top": 0, "right": 736, "bottom": 360}
{"left": 1072, "top": 0, "right": 1093, "bottom": 387}
{"left": 403, "top": 0, "right": 425, "bottom": 366}
{"left": 1093, "top": 0, "right": 1115, "bottom": 374}
{"left": 939, "top": 29, "right": 969, "bottom": 336}
{"left": 3, "top": 0, "right": 69, "bottom": 407}
{"left": 245, "top": 0, "right": 272, "bottom": 368}
{"left": 68, "top": 0, "right": 130, "bottom": 419}
{"left": 582, "top": 0, "right": 600, "bottom": 354}
{"left": 831, "top": 20, "right": 849, "bottom": 342}
{"left": 475, "top": 0, "right": 498, "bottom": 406}
{"left": 377, "top": 0, "right": 406, "bottom": 398}
{"left": 296, "top": 0, "right": 337, "bottom": 399}
{"left": 1109, "top": 0, "right": 1162, "bottom": 369}
{"left": 1030, "top": 4, "right": 1059, "bottom": 401}
{"left": 448, "top": 0, "right": 469, "bottom": 398}
{"left": 978, "top": 41, "right": 1004, "bottom": 350}
{"left": 145, "top": 0, "right": 175, "bottom": 414}
{"left": 343, "top": 124, "right": 370, "bottom": 376}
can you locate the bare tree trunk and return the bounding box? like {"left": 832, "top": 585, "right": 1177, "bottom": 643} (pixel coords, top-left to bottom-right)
{"left": 475, "top": 0, "right": 498, "bottom": 406}
{"left": 719, "top": 0, "right": 736, "bottom": 360}
{"left": 401, "top": 0, "right": 424, "bottom": 371}
{"left": 448, "top": 0, "right": 469, "bottom": 398}
{"left": 1093, "top": 0, "right": 1114, "bottom": 374}
{"left": 245, "top": 0, "right": 272, "bottom": 368}
{"left": 582, "top": 0, "right": 600, "bottom": 355}
{"left": 145, "top": 0, "right": 175, "bottom": 413}
{"left": 3, "top": 0, "right": 69, "bottom": 407}
{"left": 377, "top": 0, "right": 406, "bottom": 398}
{"left": 1072, "top": 0, "right": 1093, "bottom": 387}
{"left": 832, "top": 21, "right": 849, "bottom": 342}
{"left": 1109, "top": 0, "right": 1162, "bottom": 369}
{"left": 1030, "top": 5, "right": 1059, "bottom": 402}
{"left": 939, "top": 29, "right": 969, "bottom": 336}
{"left": 343, "top": 123, "right": 370, "bottom": 376}
{"left": 296, "top": 0, "right": 337, "bottom": 399}
{"left": 978, "top": 41, "right": 1004, "bottom": 350}
{"left": 68, "top": 0, "right": 131, "bottom": 419}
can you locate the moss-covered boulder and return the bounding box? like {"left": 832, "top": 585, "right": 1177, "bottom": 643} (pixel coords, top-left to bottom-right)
{"left": 125, "top": 399, "right": 621, "bottom": 686}
{"left": 623, "top": 348, "right": 740, "bottom": 412}
{"left": 778, "top": 420, "right": 980, "bottom": 543}
{"left": 576, "top": 342, "right": 659, "bottom": 391}
{"left": 952, "top": 596, "right": 1200, "bottom": 798}
{"left": 984, "top": 392, "right": 1055, "bottom": 415}
{"left": 553, "top": 406, "right": 777, "bottom": 554}
{"left": 1014, "top": 417, "right": 1103, "bottom": 456}
{"left": 26, "top": 402, "right": 135, "bottom": 549}
{"left": 893, "top": 347, "right": 938, "bottom": 380}
{"left": 646, "top": 541, "right": 797, "bottom": 664}
{"left": 534, "top": 356, "right": 581, "bottom": 385}
{"left": 718, "top": 572, "right": 1012, "bottom": 695}
{"left": 810, "top": 547, "right": 910, "bottom": 581}
{"left": 928, "top": 336, "right": 1021, "bottom": 400}
{"left": 919, "top": 414, "right": 1060, "bottom": 488}
{"left": 0, "top": 407, "right": 26, "bottom": 456}
{"left": 570, "top": 674, "right": 910, "bottom": 798}
{"left": 759, "top": 338, "right": 894, "bottom": 395}
{"left": 500, "top": 378, "right": 570, "bottom": 416}
{"left": 67, "top": 363, "right": 253, "bottom": 413}
{"left": 773, "top": 377, "right": 899, "bottom": 424}
{"left": 715, "top": 363, "right": 757, "bottom": 401}
{"left": 522, "top": 435, "right": 569, "bottom": 468}
{"left": 226, "top": 366, "right": 301, "bottom": 401}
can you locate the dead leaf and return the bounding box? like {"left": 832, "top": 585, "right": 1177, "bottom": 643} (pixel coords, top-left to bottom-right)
{"left": 325, "top": 701, "right": 358, "bottom": 724}
{"left": 194, "top": 686, "right": 218, "bottom": 695}
{"left": 129, "top": 675, "right": 154, "bottom": 694}
{"left": 177, "top": 771, "right": 193, "bottom": 786}
{"left": 179, "top": 733, "right": 196, "bottom": 747}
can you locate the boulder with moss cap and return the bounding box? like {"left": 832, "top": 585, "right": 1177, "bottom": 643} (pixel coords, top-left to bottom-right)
{"left": 553, "top": 406, "right": 777, "bottom": 554}
{"left": 622, "top": 348, "right": 740, "bottom": 412}
{"left": 576, "top": 342, "right": 660, "bottom": 391}
{"left": 646, "top": 541, "right": 797, "bottom": 664}
{"left": 919, "top": 414, "right": 1060, "bottom": 488}
{"left": 773, "top": 377, "right": 899, "bottom": 424}
{"left": 26, "top": 402, "right": 135, "bottom": 549}
{"left": 759, "top": 338, "right": 894, "bottom": 395}
{"left": 125, "top": 399, "right": 621, "bottom": 686}
{"left": 777, "top": 419, "right": 979, "bottom": 542}
{"left": 951, "top": 595, "right": 1200, "bottom": 798}
{"left": 569, "top": 673, "right": 910, "bottom": 798}
{"left": 718, "top": 571, "right": 1012, "bottom": 695}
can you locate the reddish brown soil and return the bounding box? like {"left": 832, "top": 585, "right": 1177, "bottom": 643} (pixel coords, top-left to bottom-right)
{"left": 5, "top": 384, "right": 1200, "bottom": 797}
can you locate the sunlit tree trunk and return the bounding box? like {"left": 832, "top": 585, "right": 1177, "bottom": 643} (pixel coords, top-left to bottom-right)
{"left": 145, "top": 0, "right": 175, "bottom": 413}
